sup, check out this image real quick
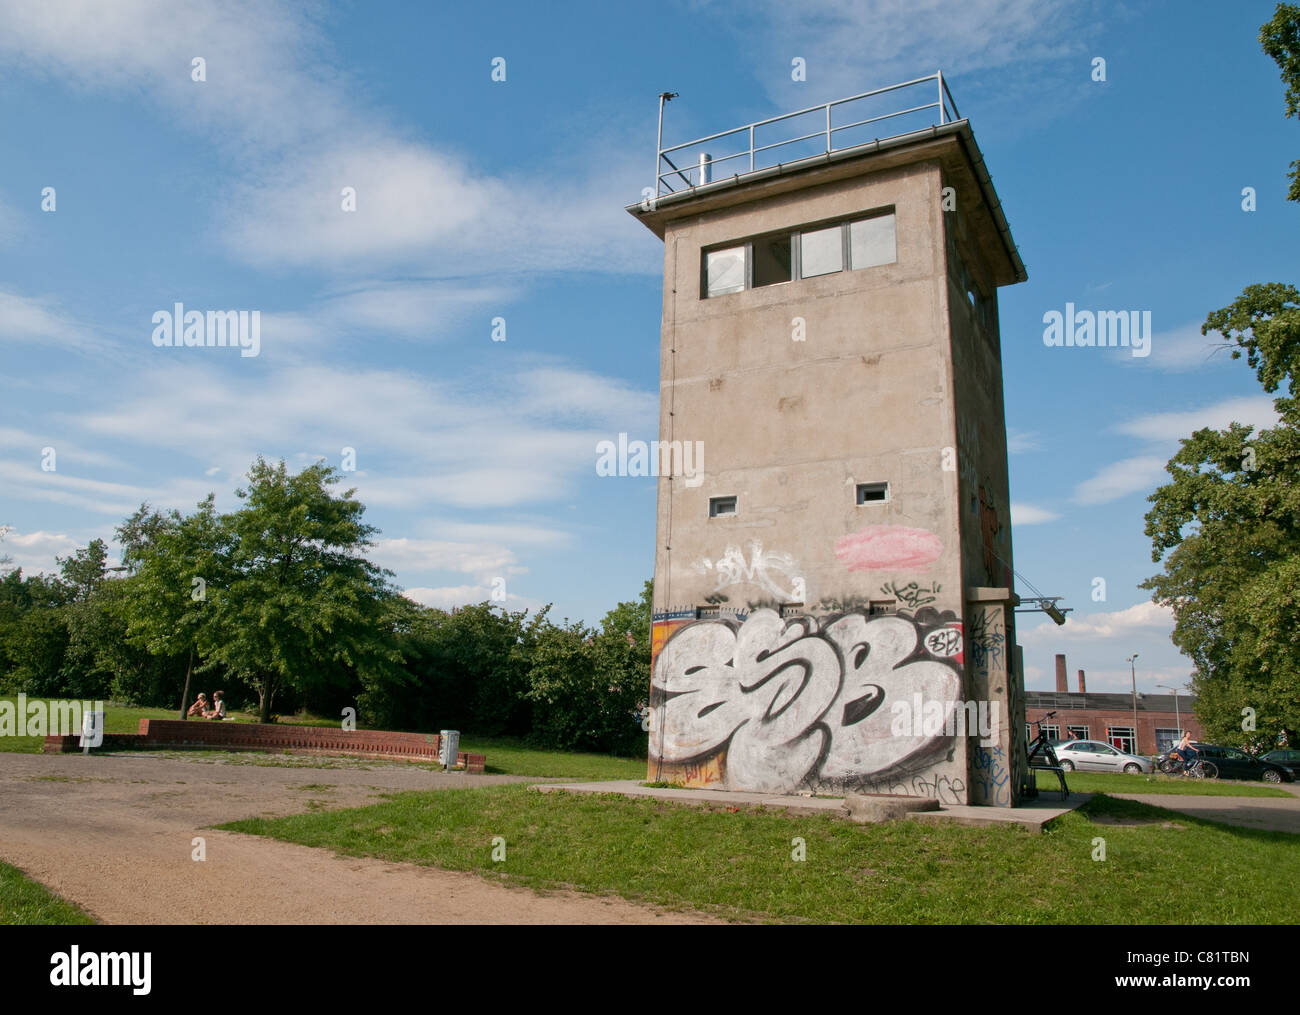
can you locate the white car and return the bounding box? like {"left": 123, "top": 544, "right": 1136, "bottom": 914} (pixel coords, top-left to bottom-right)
{"left": 1053, "top": 739, "right": 1153, "bottom": 774}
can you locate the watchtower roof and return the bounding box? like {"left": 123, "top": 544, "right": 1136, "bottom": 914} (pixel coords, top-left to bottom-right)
{"left": 627, "top": 72, "right": 1027, "bottom": 287}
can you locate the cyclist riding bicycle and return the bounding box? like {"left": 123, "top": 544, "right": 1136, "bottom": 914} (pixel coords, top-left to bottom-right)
{"left": 1172, "top": 731, "right": 1199, "bottom": 774}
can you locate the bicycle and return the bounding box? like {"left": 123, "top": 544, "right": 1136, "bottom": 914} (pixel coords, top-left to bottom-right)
{"left": 1187, "top": 758, "right": 1219, "bottom": 779}
{"left": 1026, "top": 711, "right": 1062, "bottom": 769}
{"left": 1159, "top": 746, "right": 1218, "bottom": 779}
{"left": 1024, "top": 711, "right": 1069, "bottom": 800}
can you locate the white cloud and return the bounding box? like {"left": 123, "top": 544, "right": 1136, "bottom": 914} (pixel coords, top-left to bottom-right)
{"left": 1131, "top": 321, "right": 1240, "bottom": 373}
{"left": 0, "top": 0, "right": 352, "bottom": 156}
{"left": 0, "top": 0, "right": 659, "bottom": 276}
{"left": 1071, "top": 455, "right": 1167, "bottom": 506}
{"left": 1072, "top": 397, "right": 1283, "bottom": 506}
{"left": 1111, "top": 396, "right": 1280, "bottom": 443}
{"left": 402, "top": 585, "right": 543, "bottom": 614}
{"left": 0, "top": 460, "right": 211, "bottom": 518}
{"left": 709, "top": 0, "right": 1093, "bottom": 106}
{"left": 0, "top": 427, "right": 126, "bottom": 469}
{"left": 0, "top": 528, "right": 81, "bottom": 576}
{"left": 1011, "top": 503, "right": 1059, "bottom": 526}
{"left": 1006, "top": 429, "right": 1040, "bottom": 454}
{"left": 20, "top": 354, "right": 654, "bottom": 516}
{"left": 0, "top": 289, "right": 105, "bottom": 352}
{"left": 1020, "top": 600, "right": 1174, "bottom": 643}
{"left": 371, "top": 538, "right": 524, "bottom": 583}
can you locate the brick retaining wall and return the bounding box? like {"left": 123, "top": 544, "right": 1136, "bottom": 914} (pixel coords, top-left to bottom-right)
{"left": 42, "top": 719, "right": 486, "bottom": 772}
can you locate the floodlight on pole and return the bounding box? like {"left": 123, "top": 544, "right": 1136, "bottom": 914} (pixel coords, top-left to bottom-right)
{"left": 1127, "top": 654, "right": 1140, "bottom": 754}
{"left": 1157, "top": 683, "right": 1184, "bottom": 740}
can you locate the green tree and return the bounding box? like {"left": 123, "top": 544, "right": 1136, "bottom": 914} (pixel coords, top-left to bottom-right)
{"left": 116, "top": 498, "right": 227, "bottom": 716}
{"left": 1143, "top": 7, "right": 1300, "bottom": 751}
{"left": 1143, "top": 292, "right": 1300, "bottom": 746}
{"left": 204, "top": 457, "right": 401, "bottom": 723}
{"left": 56, "top": 539, "right": 108, "bottom": 602}
{"left": 1261, "top": 2, "right": 1300, "bottom": 201}
{"left": 524, "top": 582, "right": 651, "bottom": 755}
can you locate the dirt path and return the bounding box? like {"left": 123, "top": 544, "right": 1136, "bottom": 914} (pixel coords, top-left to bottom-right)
{"left": 0, "top": 752, "right": 719, "bottom": 924}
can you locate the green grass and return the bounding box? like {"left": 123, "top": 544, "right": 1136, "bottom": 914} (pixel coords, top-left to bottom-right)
{"left": 0, "top": 698, "right": 645, "bottom": 780}
{"left": 0, "top": 698, "right": 178, "bottom": 753}
{"left": 0, "top": 860, "right": 95, "bottom": 925}
{"left": 1039, "top": 769, "right": 1291, "bottom": 797}
{"left": 457, "top": 735, "right": 644, "bottom": 780}
{"left": 220, "top": 784, "right": 1299, "bottom": 923}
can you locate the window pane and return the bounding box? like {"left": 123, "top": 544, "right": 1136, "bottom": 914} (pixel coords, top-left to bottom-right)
{"left": 705, "top": 247, "right": 745, "bottom": 297}
{"left": 709, "top": 496, "right": 737, "bottom": 517}
{"left": 850, "top": 213, "right": 896, "bottom": 269}
{"left": 800, "top": 225, "right": 842, "bottom": 278}
{"left": 856, "top": 482, "right": 888, "bottom": 504}
{"left": 753, "top": 234, "right": 793, "bottom": 287}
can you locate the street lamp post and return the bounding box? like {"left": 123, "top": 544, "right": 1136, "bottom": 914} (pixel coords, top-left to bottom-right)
{"left": 1157, "top": 683, "right": 1183, "bottom": 743}
{"left": 1127, "top": 654, "right": 1140, "bottom": 754}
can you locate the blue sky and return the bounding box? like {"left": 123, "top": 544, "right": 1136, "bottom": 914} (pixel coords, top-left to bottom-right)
{"left": 0, "top": 0, "right": 1295, "bottom": 696}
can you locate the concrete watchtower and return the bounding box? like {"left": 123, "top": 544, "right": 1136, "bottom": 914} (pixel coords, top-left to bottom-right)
{"left": 627, "top": 74, "right": 1031, "bottom": 806}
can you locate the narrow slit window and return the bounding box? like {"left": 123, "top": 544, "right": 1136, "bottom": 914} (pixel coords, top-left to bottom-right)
{"left": 696, "top": 605, "right": 721, "bottom": 620}
{"left": 849, "top": 213, "right": 896, "bottom": 269}
{"left": 856, "top": 482, "right": 889, "bottom": 504}
{"left": 709, "top": 495, "right": 737, "bottom": 517}
{"left": 868, "top": 600, "right": 897, "bottom": 616}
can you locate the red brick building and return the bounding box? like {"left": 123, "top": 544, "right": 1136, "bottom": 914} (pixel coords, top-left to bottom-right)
{"left": 1025, "top": 655, "right": 1201, "bottom": 756}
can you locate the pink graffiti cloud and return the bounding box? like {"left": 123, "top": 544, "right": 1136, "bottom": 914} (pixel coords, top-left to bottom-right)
{"left": 835, "top": 525, "right": 943, "bottom": 572}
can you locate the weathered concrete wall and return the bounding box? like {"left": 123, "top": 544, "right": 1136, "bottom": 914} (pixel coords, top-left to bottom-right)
{"left": 943, "top": 179, "right": 1027, "bottom": 804}
{"left": 652, "top": 161, "right": 962, "bottom": 621}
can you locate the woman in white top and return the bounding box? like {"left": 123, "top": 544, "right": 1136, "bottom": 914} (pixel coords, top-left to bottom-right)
{"left": 206, "top": 690, "right": 226, "bottom": 720}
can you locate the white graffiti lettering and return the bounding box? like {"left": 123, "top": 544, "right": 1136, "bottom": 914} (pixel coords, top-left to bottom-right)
{"left": 651, "top": 609, "right": 962, "bottom": 793}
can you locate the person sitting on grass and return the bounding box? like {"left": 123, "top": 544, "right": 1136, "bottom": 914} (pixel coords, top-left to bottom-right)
{"left": 205, "top": 690, "right": 227, "bottom": 721}
{"left": 186, "top": 693, "right": 209, "bottom": 719}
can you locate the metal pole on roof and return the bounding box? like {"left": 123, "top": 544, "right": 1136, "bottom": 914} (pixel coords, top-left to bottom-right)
{"left": 656, "top": 92, "right": 677, "bottom": 197}
{"left": 937, "top": 70, "right": 946, "bottom": 124}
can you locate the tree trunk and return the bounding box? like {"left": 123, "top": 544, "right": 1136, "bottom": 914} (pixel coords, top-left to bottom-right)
{"left": 177, "top": 647, "right": 194, "bottom": 720}
{"left": 258, "top": 683, "right": 273, "bottom": 724}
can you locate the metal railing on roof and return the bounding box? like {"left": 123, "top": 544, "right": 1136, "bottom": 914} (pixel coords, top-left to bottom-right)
{"left": 653, "top": 72, "right": 960, "bottom": 198}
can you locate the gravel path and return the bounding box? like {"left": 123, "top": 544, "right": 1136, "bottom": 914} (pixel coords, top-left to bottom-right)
{"left": 0, "top": 752, "right": 718, "bottom": 924}
{"left": 1112, "top": 784, "right": 1300, "bottom": 835}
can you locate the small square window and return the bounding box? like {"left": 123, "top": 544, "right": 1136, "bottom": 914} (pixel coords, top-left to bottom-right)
{"left": 849, "top": 213, "right": 896, "bottom": 269}
{"left": 705, "top": 246, "right": 745, "bottom": 297}
{"left": 696, "top": 605, "right": 721, "bottom": 619}
{"left": 800, "top": 225, "right": 843, "bottom": 278}
{"left": 779, "top": 604, "right": 803, "bottom": 618}
{"left": 868, "top": 600, "right": 896, "bottom": 616}
{"left": 753, "top": 234, "right": 793, "bottom": 288}
{"left": 709, "top": 496, "right": 737, "bottom": 517}
{"left": 856, "top": 482, "right": 888, "bottom": 504}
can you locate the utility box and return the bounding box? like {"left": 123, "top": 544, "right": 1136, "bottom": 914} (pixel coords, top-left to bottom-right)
{"left": 439, "top": 730, "right": 460, "bottom": 770}
{"left": 80, "top": 710, "right": 104, "bottom": 753}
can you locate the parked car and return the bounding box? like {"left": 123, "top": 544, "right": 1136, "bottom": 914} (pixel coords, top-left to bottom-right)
{"left": 1191, "top": 744, "right": 1295, "bottom": 783}
{"left": 1261, "top": 749, "right": 1300, "bottom": 779}
{"left": 1053, "top": 739, "right": 1153, "bottom": 774}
